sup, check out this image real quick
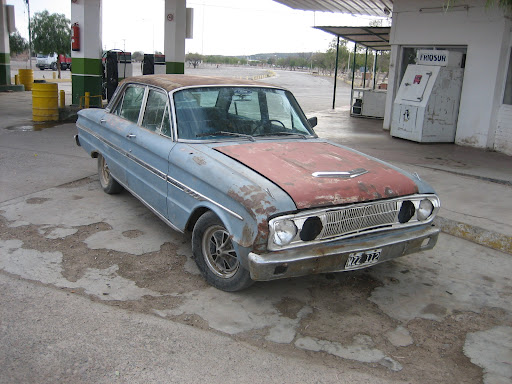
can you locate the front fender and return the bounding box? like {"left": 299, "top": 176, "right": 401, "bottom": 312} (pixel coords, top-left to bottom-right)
{"left": 168, "top": 143, "right": 296, "bottom": 253}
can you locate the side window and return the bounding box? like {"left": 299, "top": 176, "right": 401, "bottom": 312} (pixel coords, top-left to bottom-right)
{"left": 142, "top": 89, "right": 168, "bottom": 132}
{"left": 161, "top": 107, "right": 171, "bottom": 137}
{"left": 114, "top": 85, "right": 145, "bottom": 123}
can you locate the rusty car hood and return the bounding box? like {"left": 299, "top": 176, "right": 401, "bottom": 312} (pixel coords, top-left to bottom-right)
{"left": 215, "top": 141, "right": 419, "bottom": 209}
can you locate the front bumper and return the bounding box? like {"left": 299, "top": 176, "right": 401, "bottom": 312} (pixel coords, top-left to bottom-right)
{"left": 247, "top": 225, "right": 440, "bottom": 281}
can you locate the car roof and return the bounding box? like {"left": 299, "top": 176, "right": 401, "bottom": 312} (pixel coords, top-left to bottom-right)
{"left": 120, "top": 74, "right": 272, "bottom": 92}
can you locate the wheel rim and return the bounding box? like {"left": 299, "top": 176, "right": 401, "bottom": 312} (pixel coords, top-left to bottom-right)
{"left": 202, "top": 225, "right": 239, "bottom": 279}
{"left": 99, "top": 157, "right": 110, "bottom": 187}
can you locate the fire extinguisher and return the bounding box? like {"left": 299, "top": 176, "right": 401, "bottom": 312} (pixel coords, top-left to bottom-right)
{"left": 71, "top": 23, "right": 80, "bottom": 51}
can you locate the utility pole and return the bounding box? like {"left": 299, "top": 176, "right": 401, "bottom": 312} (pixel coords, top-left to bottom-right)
{"left": 26, "top": 0, "right": 32, "bottom": 68}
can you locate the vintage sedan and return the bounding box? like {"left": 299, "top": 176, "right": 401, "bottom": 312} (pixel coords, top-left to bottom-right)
{"left": 75, "top": 75, "right": 440, "bottom": 291}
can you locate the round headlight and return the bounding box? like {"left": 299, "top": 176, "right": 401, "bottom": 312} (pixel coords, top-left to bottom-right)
{"left": 273, "top": 220, "right": 297, "bottom": 246}
{"left": 417, "top": 199, "right": 434, "bottom": 221}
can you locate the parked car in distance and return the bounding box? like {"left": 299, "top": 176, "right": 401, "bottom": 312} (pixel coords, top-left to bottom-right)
{"left": 36, "top": 53, "right": 71, "bottom": 70}
{"left": 75, "top": 75, "right": 441, "bottom": 291}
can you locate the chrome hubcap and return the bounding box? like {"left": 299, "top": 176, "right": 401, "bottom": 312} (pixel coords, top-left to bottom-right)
{"left": 100, "top": 157, "right": 110, "bottom": 185}
{"left": 202, "top": 225, "right": 239, "bottom": 278}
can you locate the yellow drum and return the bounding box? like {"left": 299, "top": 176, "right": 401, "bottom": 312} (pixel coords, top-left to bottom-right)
{"left": 18, "top": 69, "right": 34, "bottom": 91}
{"left": 32, "top": 82, "right": 59, "bottom": 122}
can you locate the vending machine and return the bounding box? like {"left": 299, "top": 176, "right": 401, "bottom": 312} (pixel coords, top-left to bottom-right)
{"left": 391, "top": 50, "right": 464, "bottom": 142}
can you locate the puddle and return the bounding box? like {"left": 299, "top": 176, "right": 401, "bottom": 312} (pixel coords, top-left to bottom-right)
{"left": 6, "top": 121, "right": 66, "bottom": 131}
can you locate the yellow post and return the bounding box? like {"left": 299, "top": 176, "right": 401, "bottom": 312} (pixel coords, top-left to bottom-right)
{"left": 85, "top": 92, "right": 90, "bottom": 109}
{"left": 60, "top": 90, "right": 65, "bottom": 108}
{"left": 14, "top": 74, "right": 19, "bottom": 85}
{"left": 53, "top": 72, "right": 57, "bottom": 79}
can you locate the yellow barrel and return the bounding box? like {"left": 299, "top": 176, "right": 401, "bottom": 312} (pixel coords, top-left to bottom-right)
{"left": 32, "top": 82, "right": 59, "bottom": 122}
{"left": 18, "top": 69, "right": 34, "bottom": 91}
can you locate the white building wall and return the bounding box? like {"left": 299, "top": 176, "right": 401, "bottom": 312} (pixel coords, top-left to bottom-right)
{"left": 495, "top": 29, "right": 512, "bottom": 155}
{"left": 385, "top": 0, "right": 510, "bottom": 151}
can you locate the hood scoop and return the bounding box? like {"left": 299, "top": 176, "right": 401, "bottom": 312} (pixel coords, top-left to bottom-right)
{"left": 312, "top": 168, "right": 368, "bottom": 179}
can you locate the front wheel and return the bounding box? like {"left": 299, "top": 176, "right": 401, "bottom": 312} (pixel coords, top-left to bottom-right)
{"left": 98, "top": 154, "right": 123, "bottom": 194}
{"left": 51, "top": 62, "right": 57, "bottom": 71}
{"left": 192, "top": 212, "right": 254, "bottom": 291}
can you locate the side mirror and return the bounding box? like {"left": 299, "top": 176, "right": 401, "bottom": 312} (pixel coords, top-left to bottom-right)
{"left": 307, "top": 116, "right": 318, "bottom": 128}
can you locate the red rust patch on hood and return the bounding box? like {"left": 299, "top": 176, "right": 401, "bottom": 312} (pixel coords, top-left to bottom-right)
{"left": 216, "top": 142, "right": 418, "bottom": 209}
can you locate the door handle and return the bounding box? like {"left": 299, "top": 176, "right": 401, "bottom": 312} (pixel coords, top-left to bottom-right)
{"left": 100, "top": 118, "right": 106, "bottom": 124}
{"left": 126, "top": 134, "right": 136, "bottom": 138}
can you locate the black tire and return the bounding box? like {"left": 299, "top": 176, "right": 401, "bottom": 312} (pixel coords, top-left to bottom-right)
{"left": 51, "top": 62, "right": 57, "bottom": 71}
{"left": 192, "top": 212, "right": 254, "bottom": 292}
{"left": 98, "top": 154, "right": 123, "bottom": 194}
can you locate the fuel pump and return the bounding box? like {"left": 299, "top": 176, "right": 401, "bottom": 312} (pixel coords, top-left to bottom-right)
{"left": 143, "top": 54, "right": 155, "bottom": 75}
{"left": 143, "top": 54, "right": 165, "bottom": 75}
{"left": 103, "top": 51, "right": 118, "bottom": 102}
{"left": 102, "top": 50, "right": 133, "bottom": 101}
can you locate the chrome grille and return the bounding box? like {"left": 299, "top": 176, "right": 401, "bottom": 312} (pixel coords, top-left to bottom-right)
{"left": 319, "top": 201, "right": 399, "bottom": 239}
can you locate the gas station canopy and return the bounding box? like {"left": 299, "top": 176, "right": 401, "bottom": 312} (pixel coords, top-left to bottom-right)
{"left": 274, "top": 0, "right": 393, "bottom": 17}
{"left": 314, "top": 26, "right": 391, "bottom": 51}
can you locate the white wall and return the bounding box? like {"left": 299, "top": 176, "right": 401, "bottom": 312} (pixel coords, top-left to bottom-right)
{"left": 386, "top": 0, "right": 511, "bottom": 150}
{"left": 495, "top": 33, "right": 512, "bottom": 155}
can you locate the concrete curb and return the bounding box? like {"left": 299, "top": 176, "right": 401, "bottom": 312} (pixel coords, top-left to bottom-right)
{"left": 435, "top": 216, "right": 512, "bottom": 255}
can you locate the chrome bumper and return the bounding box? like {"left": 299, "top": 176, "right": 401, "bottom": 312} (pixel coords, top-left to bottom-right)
{"left": 247, "top": 225, "right": 440, "bottom": 281}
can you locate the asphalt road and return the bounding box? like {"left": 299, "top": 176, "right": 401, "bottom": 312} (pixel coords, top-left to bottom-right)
{"left": 1, "top": 67, "right": 511, "bottom": 384}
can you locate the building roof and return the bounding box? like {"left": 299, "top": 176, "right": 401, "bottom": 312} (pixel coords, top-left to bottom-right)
{"left": 274, "top": 0, "right": 393, "bottom": 17}
{"left": 314, "top": 26, "right": 391, "bottom": 50}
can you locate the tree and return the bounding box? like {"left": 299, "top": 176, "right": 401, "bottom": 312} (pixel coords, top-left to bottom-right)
{"left": 9, "top": 30, "right": 28, "bottom": 55}
{"left": 31, "top": 11, "right": 70, "bottom": 56}
{"left": 31, "top": 11, "right": 71, "bottom": 78}
{"left": 132, "top": 51, "right": 144, "bottom": 62}
{"left": 186, "top": 53, "right": 203, "bottom": 68}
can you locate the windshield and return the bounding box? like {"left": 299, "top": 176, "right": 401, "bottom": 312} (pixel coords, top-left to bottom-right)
{"left": 173, "top": 87, "right": 315, "bottom": 141}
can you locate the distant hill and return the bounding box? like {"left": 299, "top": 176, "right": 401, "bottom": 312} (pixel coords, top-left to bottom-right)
{"left": 247, "top": 52, "right": 314, "bottom": 61}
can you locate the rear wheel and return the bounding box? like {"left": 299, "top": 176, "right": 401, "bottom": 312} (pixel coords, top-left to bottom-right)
{"left": 51, "top": 62, "right": 57, "bottom": 71}
{"left": 192, "top": 212, "right": 254, "bottom": 291}
{"left": 98, "top": 154, "right": 123, "bottom": 194}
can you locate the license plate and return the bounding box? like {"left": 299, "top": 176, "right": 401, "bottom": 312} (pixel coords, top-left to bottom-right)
{"left": 345, "top": 249, "right": 382, "bottom": 270}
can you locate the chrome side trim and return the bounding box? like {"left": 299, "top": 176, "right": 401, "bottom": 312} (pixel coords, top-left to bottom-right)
{"left": 166, "top": 174, "right": 244, "bottom": 221}
{"left": 77, "top": 122, "right": 244, "bottom": 221}
{"left": 77, "top": 122, "right": 166, "bottom": 182}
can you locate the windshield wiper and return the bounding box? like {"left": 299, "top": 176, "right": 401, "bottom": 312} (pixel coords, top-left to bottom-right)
{"left": 255, "top": 131, "right": 308, "bottom": 139}
{"left": 196, "top": 131, "right": 255, "bottom": 141}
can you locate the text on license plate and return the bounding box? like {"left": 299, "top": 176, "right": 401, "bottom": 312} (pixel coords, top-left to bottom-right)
{"left": 345, "top": 249, "right": 382, "bottom": 269}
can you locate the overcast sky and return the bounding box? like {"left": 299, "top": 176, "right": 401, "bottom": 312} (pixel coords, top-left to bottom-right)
{"left": 7, "top": 0, "right": 386, "bottom": 55}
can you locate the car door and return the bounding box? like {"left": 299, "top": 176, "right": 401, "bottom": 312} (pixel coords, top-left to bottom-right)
{"left": 97, "top": 84, "right": 146, "bottom": 188}
{"left": 124, "top": 86, "right": 175, "bottom": 219}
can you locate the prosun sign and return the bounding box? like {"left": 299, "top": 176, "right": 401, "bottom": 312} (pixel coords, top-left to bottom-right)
{"left": 416, "top": 50, "right": 463, "bottom": 67}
